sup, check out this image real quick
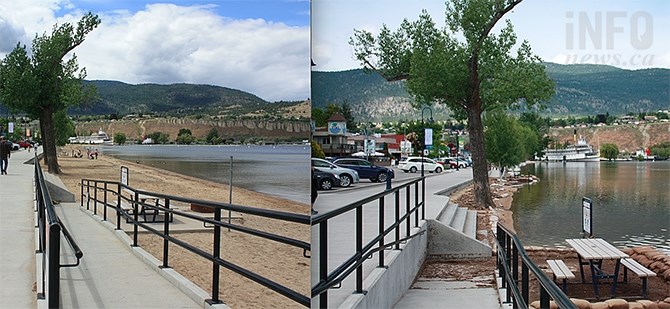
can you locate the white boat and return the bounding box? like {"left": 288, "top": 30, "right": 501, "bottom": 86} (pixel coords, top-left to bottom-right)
{"left": 68, "top": 129, "right": 113, "bottom": 145}
{"left": 541, "top": 137, "right": 600, "bottom": 162}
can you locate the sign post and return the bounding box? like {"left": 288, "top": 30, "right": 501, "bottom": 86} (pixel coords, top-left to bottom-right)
{"left": 120, "top": 166, "right": 129, "bottom": 187}
{"left": 582, "top": 197, "right": 592, "bottom": 237}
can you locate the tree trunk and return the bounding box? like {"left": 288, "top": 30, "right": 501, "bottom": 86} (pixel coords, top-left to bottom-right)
{"left": 467, "top": 107, "right": 494, "bottom": 209}
{"left": 40, "top": 107, "right": 61, "bottom": 174}
{"left": 39, "top": 118, "right": 48, "bottom": 166}
{"left": 466, "top": 56, "right": 494, "bottom": 209}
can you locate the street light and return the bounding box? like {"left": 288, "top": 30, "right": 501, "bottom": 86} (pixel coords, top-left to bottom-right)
{"left": 421, "top": 106, "right": 434, "bottom": 177}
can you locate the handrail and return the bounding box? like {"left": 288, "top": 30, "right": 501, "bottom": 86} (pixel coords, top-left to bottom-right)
{"left": 34, "top": 154, "right": 84, "bottom": 308}
{"left": 311, "top": 177, "right": 425, "bottom": 308}
{"left": 495, "top": 223, "right": 576, "bottom": 309}
{"left": 80, "top": 178, "right": 310, "bottom": 307}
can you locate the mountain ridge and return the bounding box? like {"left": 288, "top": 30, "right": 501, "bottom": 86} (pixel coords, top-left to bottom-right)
{"left": 312, "top": 63, "right": 670, "bottom": 121}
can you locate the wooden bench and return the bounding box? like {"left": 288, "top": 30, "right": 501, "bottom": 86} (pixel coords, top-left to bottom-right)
{"left": 547, "top": 259, "right": 575, "bottom": 292}
{"left": 620, "top": 257, "right": 656, "bottom": 298}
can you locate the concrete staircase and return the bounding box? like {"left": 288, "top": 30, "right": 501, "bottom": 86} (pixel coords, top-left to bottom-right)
{"left": 427, "top": 203, "right": 491, "bottom": 259}
{"left": 437, "top": 204, "right": 478, "bottom": 239}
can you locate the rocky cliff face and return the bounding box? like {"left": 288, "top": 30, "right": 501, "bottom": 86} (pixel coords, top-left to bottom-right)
{"left": 547, "top": 122, "right": 670, "bottom": 153}
{"left": 75, "top": 118, "right": 310, "bottom": 142}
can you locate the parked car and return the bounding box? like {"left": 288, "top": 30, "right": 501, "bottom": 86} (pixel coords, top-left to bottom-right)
{"left": 440, "top": 157, "right": 468, "bottom": 169}
{"left": 332, "top": 158, "right": 394, "bottom": 182}
{"left": 11, "top": 142, "right": 20, "bottom": 151}
{"left": 313, "top": 169, "right": 340, "bottom": 190}
{"left": 398, "top": 156, "right": 444, "bottom": 173}
{"left": 311, "top": 158, "right": 360, "bottom": 187}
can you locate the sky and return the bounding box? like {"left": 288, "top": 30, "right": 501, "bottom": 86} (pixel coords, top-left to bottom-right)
{"left": 312, "top": 0, "right": 670, "bottom": 72}
{"left": 0, "top": 0, "right": 310, "bottom": 102}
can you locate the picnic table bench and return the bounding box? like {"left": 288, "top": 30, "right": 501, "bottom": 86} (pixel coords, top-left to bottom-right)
{"left": 547, "top": 259, "right": 575, "bottom": 292}
{"left": 620, "top": 257, "right": 656, "bottom": 298}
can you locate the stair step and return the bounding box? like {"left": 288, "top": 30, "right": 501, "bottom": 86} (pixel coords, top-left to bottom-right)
{"left": 463, "top": 210, "right": 477, "bottom": 239}
{"left": 450, "top": 207, "right": 468, "bottom": 233}
{"left": 438, "top": 204, "right": 458, "bottom": 226}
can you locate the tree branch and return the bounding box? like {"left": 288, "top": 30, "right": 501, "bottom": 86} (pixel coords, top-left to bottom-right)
{"left": 477, "top": 0, "right": 523, "bottom": 48}
{"left": 361, "top": 57, "right": 410, "bottom": 82}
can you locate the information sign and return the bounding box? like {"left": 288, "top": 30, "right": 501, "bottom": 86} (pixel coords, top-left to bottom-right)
{"left": 582, "top": 197, "right": 592, "bottom": 237}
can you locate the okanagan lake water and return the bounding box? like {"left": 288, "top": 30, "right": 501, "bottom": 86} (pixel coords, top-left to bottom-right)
{"left": 100, "top": 145, "right": 310, "bottom": 204}
{"left": 512, "top": 161, "right": 669, "bottom": 254}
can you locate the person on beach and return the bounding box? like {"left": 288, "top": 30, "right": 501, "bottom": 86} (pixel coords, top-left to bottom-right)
{"left": 0, "top": 136, "right": 12, "bottom": 175}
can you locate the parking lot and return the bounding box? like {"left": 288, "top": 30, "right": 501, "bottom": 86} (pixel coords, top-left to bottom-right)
{"left": 318, "top": 165, "right": 461, "bottom": 194}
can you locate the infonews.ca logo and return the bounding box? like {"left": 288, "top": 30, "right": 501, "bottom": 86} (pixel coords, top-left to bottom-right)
{"left": 564, "top": 11, "right": 654, "bottom": 67}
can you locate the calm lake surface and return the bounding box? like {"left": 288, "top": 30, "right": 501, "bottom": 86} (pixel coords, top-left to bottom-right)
{"left": 100, "top": 145, "right": 310, "bottom": 204}
{"left": 512, "top": 161, "right": 669, "bottom": 254}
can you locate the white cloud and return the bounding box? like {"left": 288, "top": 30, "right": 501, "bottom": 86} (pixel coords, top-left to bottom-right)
{"left": 0, "top": 2, "right": 310, "bottom": 101}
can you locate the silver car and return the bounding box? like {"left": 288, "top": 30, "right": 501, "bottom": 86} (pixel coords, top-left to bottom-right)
{"left": 311, "top": 158, "right": 360, "bottom": 187}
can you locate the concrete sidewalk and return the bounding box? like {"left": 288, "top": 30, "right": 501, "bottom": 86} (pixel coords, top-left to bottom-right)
{"left": 312, "top": 168, "right": 501, "bottom": 308}
{"left": 0, "top": 149, "right": 219, "bottom": 308}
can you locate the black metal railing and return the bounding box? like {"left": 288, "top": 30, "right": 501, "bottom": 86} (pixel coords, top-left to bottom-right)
{"left": 311, "top": 177, "right": 426, "bottom": 308}
{"left": 35, "top": 156, "right": 84, "bottom": 308}
{"left": 495, "top": 223, "right": 576, "bottom": 309}
{"left": 79, "top": 178, "right": 311, "bottom": 307}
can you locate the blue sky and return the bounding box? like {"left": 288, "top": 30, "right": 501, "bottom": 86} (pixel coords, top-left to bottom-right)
{"left": 312, "top": 0, "right": 670, "bottom": 71}
{"left": 0, "top": 0, "right": 310, "bottom": 101}
{"left": 64, "top": 0, "right": 310, "bottom": 26}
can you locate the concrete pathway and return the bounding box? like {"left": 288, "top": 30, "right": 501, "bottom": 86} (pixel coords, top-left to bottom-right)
{"left": 0, "top": 148, "right": 216, "bottom": 309}
{"left": 312, "top": 168, "right": 501, "bottom": 308}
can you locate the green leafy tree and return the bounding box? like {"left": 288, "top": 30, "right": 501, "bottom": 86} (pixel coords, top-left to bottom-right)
{"left": 311, "top": 140, "right": 325, "bottom": 159}
{"left": 53, "top": 110, "right": 75, "bottom": 146}
{"left": 205, "top": 128, "right": 220, "bottom": 144}
{"left": 147, "top": 131, "right": 169, "bottom": 144}
{"left": 175, "top": 133, "right": 195, "bottom": 144}
{"left": 113, "top": 132, "right": 127, "bottom": 145}
{"left": 178, "top": 128, "right": 192, "bottom": 136}
{"left": 311, "top": 108, "right": 328, "bottom": 127}
{"left": 484, "top": 112, "right": 524, "bottom": 174}
{"left": 650, "top": 142, "right": 670, "bottom": 158}
{"left": 600, "top": 143, "right": 619, "bottom": 161}
{"left": 349, "top": 0, "right": 555, "bottom": 208}
{"left": 0, "top": 12, "right": 100, "bottom": 173}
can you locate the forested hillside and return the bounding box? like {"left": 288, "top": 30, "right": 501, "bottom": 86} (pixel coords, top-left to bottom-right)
{"left": 312, "top": 63, "right": 669, "bottom": 121}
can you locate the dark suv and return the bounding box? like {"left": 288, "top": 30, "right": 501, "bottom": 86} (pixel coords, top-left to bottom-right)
{"left": 332, "top": 158, "right": 394, "bottom": 182}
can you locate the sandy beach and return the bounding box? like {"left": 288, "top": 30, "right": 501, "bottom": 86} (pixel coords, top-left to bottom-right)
{"left": 53, "top": 145, "right": 310, "bottom": 309}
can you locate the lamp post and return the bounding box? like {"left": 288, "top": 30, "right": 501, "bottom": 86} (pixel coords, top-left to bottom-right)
{"left": 421, "top": 106, "right": 434, "bottom": 177}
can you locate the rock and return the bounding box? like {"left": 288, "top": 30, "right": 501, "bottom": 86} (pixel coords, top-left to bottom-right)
{"left": 658, "top": 302, "right": 670, "bottom": 309}
{"left": 630, "top": 303, "right": 645, "bottom": 309}
{"left": 637, "top": 300, "right": 659, "bottom": 309}
{"left": 604, "top": 298, "right": 629, "bottom": 309}
{"left": 591, "top": 302, "right": 609, "bottom": 309}
{"left": 570, "top": 298, "right": 591, "bottom": 309}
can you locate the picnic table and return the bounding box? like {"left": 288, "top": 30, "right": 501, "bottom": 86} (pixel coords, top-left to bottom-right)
{"left": 123, "top": 188, "right": 168, "bottom": 223}
{"left": 566, "top": 238, "right": 629, "bottom": 299}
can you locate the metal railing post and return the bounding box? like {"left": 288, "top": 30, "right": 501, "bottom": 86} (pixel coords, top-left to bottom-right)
{"left": 319, "top": 221, "right": 328, "bottom": 308}
{"left": 421, "top": 177, "right": 425, "bottom": 220}
{"left": 162, "top": 199, "right": 171, "bottom": 269}
{"left": 394, "top": 191, "right": 400, "bottom": 250}
{"left": 378, "top": 197, "right": 384, "bottom": 267}
{"left": 356, "top": 206, "right": 363, "bottom": 293}
{"left": 132, "top": 191, "right": 139, "bottom": 247}
{"left": 103, "top": 182, "right": 108, "bottom": 220}
{"left": 93, "top": 181, "right": 98, "bottom": 215}
{"left": 414, "top": 183, "right": 419, "bottom": 227}
{"left": 209, "top": 205, "right": 222, "bottom": 304}
{"left": 405, "top": 186, "right": 410, "bottom": 237}
{"left": 116, "top": 183, "right": 122, "bottom": 230}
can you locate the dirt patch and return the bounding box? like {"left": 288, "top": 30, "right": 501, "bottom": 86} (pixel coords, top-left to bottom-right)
{"left": 440, "top": 175, "right": 670, "bottom": 304}
{"left": 52, "top": 145, "right": 310, "bottom": 308}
